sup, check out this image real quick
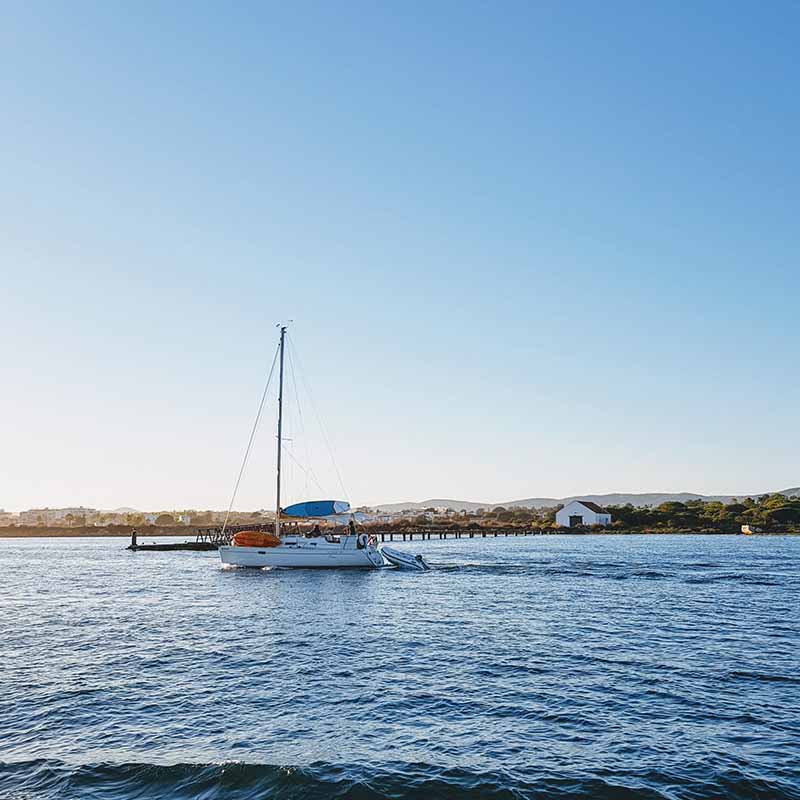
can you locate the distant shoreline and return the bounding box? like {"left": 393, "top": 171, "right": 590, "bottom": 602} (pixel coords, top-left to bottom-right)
{"left": 1, "top": 525, "right": 797, "bottom": 539}
{"left": 0, "top": 526, "right": 191, "bottom": 539}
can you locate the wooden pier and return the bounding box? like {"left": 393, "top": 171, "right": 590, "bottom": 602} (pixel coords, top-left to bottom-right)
{"left": 367, "top": 527, "right": 558, "bottom": 542}
{"left": 128, "top": 540, "right": 218, "bottom": 552}
{"left": 127, "top": 527, "right": 220, "bottom": 551}
{"left": 193, "top": 524, "right": 560, "bottom": 546}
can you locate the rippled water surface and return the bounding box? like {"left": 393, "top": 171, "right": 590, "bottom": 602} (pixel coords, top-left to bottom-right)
{"left": 2, "top": 534, "right": 799, "bottom": 799}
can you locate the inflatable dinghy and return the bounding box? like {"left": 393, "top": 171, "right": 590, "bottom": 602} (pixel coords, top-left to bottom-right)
{"left": 381, "top": 546, "right": 430, "bottom": 571}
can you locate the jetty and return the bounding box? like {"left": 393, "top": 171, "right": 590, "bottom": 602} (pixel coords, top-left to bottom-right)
{"left": 194, "top": 524, "right": 562, "bottom": 547}
{"left": 354, "top": 527, "right": 562, "bottom": 541}
{"left": 127, "top": 540, "right": 218, "bottom": 552}
{"left": 127, "top": 523, "right": 780, "bottom": 552}
{"left": 127, "top": 528, "right": 219, "bottom": 552}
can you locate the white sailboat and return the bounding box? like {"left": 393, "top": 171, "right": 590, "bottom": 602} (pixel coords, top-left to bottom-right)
{"left": 218, "top": 326, "right": 384, "bottom": 569}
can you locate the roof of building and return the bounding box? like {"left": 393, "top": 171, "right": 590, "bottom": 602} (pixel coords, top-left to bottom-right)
{"left": 574, "top": 500, "right": 609, "bottom": 514}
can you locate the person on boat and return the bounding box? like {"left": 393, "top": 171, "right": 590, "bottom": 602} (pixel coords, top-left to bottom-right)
{"left": 352, "top": 521, "right": 369, "bottom": 549}
{"left": 308, "top": 523, "right": 321, "bottom": 538}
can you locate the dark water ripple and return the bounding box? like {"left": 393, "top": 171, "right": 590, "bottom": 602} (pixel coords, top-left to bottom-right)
{"left": 1, "top": 535, "right": 799, "bottom": 799}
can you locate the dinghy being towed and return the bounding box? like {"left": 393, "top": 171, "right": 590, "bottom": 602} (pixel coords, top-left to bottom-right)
{"left": 381, "top": 545, "right": 430, "bottom": 571}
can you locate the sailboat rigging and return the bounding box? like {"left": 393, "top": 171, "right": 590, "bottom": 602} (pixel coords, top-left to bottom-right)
{"left": 218, "top": 325, "right": 385, "bottom": 569}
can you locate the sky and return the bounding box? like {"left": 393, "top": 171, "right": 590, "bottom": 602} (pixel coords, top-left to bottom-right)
{"left": 2, "top": 1, "right": 799, "bottom": 512}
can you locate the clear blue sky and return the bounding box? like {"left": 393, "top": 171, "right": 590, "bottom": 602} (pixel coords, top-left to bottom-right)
{"left": 2, "top": 1, "right": 798, "bottom": 511}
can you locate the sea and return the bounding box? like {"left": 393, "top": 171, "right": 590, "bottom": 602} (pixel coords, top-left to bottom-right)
{"left": 1, "top": 534, "right": 799, "bottom": 800}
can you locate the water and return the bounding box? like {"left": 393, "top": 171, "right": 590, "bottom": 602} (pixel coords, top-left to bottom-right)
{"left": 1, "top": 535, "right": 799, "bottom": 800}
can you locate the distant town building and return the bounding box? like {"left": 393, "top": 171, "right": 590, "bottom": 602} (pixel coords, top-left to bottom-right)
{"left": 19, "top": 509, "right": 48, "bottom": 525}
{"left": 556, "top": 500, "right": 611, "bottom": 528}
{"left": 19, "top": 507, "right": 96, "bottom": 525}
{"left": 177, "top": 513, "right": 192, "bottom": 525}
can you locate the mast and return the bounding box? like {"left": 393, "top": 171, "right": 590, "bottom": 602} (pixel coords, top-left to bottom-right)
{"left": 275, "top": 325, "right": 287, "bottom": 537}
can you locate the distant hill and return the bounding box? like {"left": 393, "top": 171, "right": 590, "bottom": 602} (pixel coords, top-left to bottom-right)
{"left": 374, "top": 488, "right": 800, "bottom": 512}
{"left": 374, "top": 498, "right": 491, "bottom": 513}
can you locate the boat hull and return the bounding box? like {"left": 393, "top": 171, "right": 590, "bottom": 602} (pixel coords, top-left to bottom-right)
{"left": 219, "top": 535, "right": 384, "bottom": 569}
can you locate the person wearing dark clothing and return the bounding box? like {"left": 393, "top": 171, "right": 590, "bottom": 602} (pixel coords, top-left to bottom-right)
{"left": 307, "top": 524, "right": 322, "bottom": 538}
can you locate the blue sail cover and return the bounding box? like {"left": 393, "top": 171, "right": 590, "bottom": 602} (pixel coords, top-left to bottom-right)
{"left": 281, "top": 500, "right": 350, "bottom": 519}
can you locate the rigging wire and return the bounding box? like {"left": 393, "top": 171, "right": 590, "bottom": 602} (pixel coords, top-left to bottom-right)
{"left": 287, "top": 333, "right": 350, "bottom": 505}
{"left": 220, "top": 342, "right": 280, "bottom": 539}
{"left": 281, "top": 442, "right": 326, "bottom": 495}
{"left": 285, "top": 340, "right": 325, "bottom": 500}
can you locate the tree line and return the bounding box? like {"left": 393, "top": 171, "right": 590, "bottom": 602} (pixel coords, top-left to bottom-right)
{"left": 385, "top": 493, "right": 800, "bottom": 532}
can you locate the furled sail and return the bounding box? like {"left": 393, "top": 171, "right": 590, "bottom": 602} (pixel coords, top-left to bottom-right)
{"left": 281, "top": 500, "right": 350, "bottom": 519}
